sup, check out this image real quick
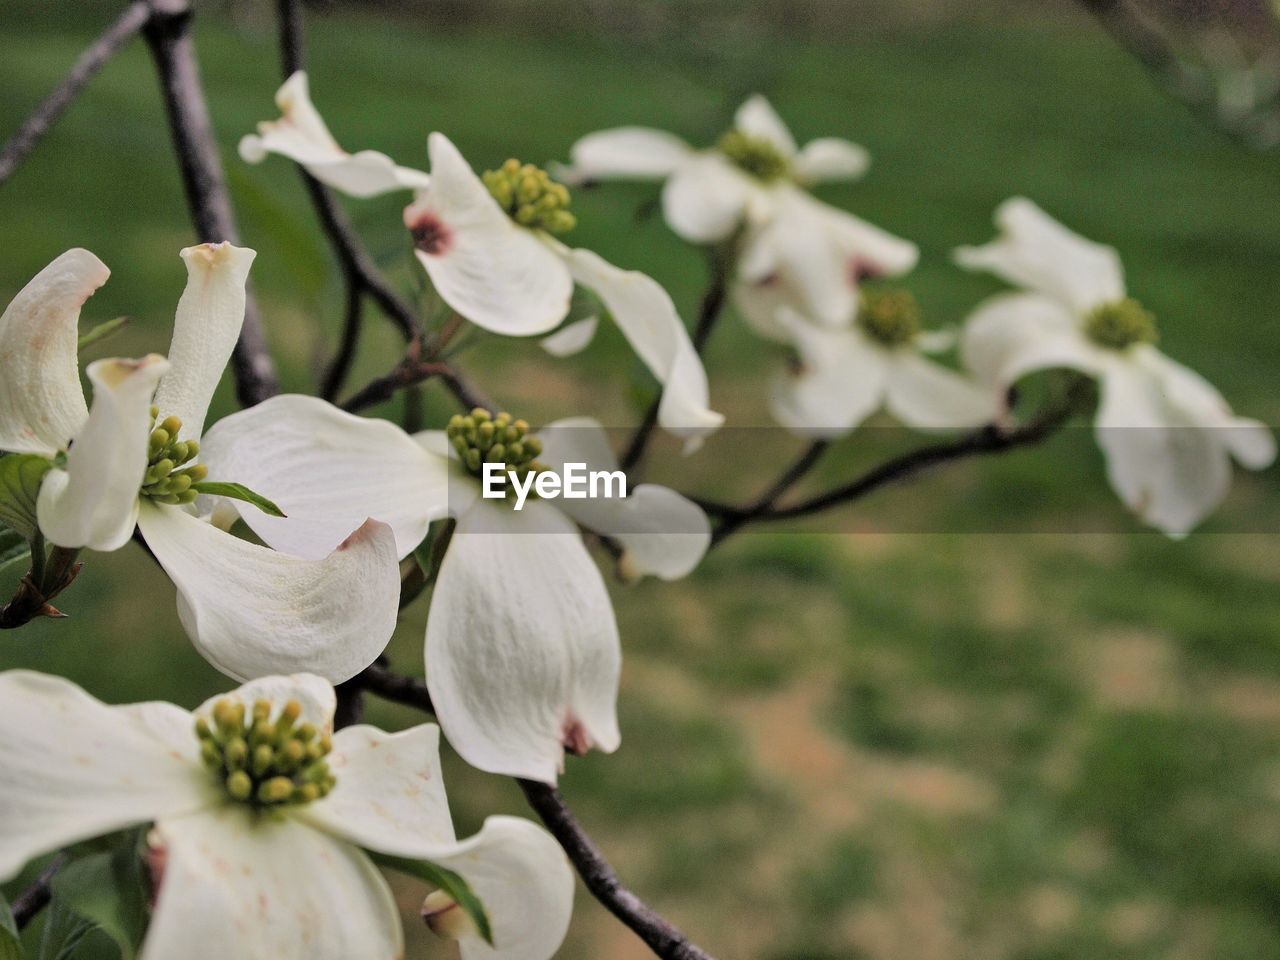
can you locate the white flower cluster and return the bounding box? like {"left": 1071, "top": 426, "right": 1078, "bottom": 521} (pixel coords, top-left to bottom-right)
{"left": 0, "top": 72, "right": 1271, "bottom": 960}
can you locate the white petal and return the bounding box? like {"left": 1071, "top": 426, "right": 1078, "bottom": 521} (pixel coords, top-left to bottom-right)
{"left": 955, "top": 197, "right": 1126, "bottom": 313}
{"left": 563, "top": 247, "right": 723, "bottom": 444}
{"left": 137, "top": 503, "right": 400, "bottom": 683}
{"left": 301, "top": 724, "right": 454, "bottom": 852}
{"left": 537, "top": 417, "right": 710, "bottom": 579}
{"left": 443, "top": 817, "right": 575, "bottom": 960}
{"left": 152, "top": 243, "right": 256, "bottom": 441}
{"left": 404, "top": 133, "right": 572, "bottom": 336}
{"left": 769, "top": 319, "right": 888, "bottom": 438}
{"left": 199, "top": 394, "right": 447, "bottom": 561}
{"left": 1095, "top": 359, "right": 1231, "bottom": 536}
{"left": 730, "top": 279, "right": 794, "bottom": 343}
{"left": 540, "top": 316, "right": 599, "bottom": 358}
{"left": 0, "top": 249, "right": 102, "bottom": 455}
{"left": 805, "top": 193, "right": 920, "bottom": 282}
{"left": 660, "top": 154, "right": 752, "bottom": 244}
{"left": 0, "top": 671, "right": 212, "bottom": 882}
{"left": 734, "top": 94, "right": 798, "bottom": 157}
{"left": 743, "top": 205, "right": 856, "bottom": 327}
{"left": 37, "top": 355, "right": 168, "bottom": 551}
{"left": 562, "top": 127, "right": 692, "bottom": 182}
{"left": 195, "top": 674, "right": 337, "bottom": 732}
{"left": 959, "top": 292, "right": 1101, "bottom": 391}
{"left": 239, "top": 71, "right": 430, "bottom": 197}
{"left": 792, "top": 137, "right": 870, "bottom": 184}
{"left": 144, "top": 806, "right": 402, "bottom": 960}
{"left": 884, "top": 352, "right": 1001, "bottom": 430}
{"left": 427, "top": 498, "right": 620, "bottom": 784}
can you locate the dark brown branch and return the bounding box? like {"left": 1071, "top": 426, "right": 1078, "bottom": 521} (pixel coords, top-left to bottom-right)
{"left": 143, "top": 0, "right": 279, "bottom": 407}
{"left": 518, "top": 781, "right": 715, "bottom": 960}
{"left": 341, "top": 354, "right": 490, "bottom": 414}
{"left": 12, "top": 854, "right": 66, "bottom": 931}
{"left": 619, "top": 251, "right": 730, "bottom": 475}
{"left": 709, "top": 440, "right": 828, "bottom": 545}
{"left": 0, "top": 2, "right": 151, "bottom": 186}
{"left": 358, "top": 662, "right": 434, "bottom": 713}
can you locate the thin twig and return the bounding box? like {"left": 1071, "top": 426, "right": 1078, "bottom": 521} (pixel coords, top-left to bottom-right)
{"left": 358, "top": 662, "right": 434, "bottom": 713}
{"left": 12, "top": 854, "right": 66, "bottom": 931}
{"left": 0, "top": 2, "right": 151, "bottom": 186}
{"left": 143, "top": 0, "right": 279, "bottom": 407}
{"left": 341, "top": 354, "right": 490, "bottom": 414}
{"left": 709, "top": 440, "right": 828, "bottom": 544}
{"left": 619, "top": 250, "right": 730, "bottom": 475}
{"left": 519, "top": 781, "right": 715, "bottom": 960}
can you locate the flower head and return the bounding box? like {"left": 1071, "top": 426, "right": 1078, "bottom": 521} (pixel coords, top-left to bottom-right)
{"left": 0, "top": 670, "right": 574, "bottom": 960}
{"left": 957, "top": 197, "right": 1276, "bottom": 535}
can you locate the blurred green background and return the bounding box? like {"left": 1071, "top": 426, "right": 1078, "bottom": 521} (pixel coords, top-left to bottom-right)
{"left": 4, "top": 1, "right": 1280, "bottom": 958}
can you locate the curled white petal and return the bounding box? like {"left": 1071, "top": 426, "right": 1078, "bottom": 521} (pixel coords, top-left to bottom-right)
{"left": 427, "top": 498, "right": 620, "bottom": 783}
{"left": 0, "top": 671, "right": 212, "bottom": 882}
{"left": 137, "top": 503, "right": 400, "bottom": 683}
{"left": 734, "top": 94, "right": 798, "bottom": 156}
{"left": 793, "top": 137, "right": 870, "bottom": 184}
{"left": 540, "top": 315, "right": 599, "bottom": 358}
{"left": 883, "top": 352, "right": 1000, "bottom": 431}
{"left": 200, "top": 394, "right": 447, "bottom": 560}
{"left": 769, "top": 319, "right": 888, "bottom": 437}
{"left": 538, "top": 417, "right": 710, "bottom": 579}
{"left": 562, "top": 246, "right": 723, "bottom": 445}
{"left": 0, "top": 249, "right": 103, "bottom": 455}
{"left": 955, "top": 197, "right": 1126, "bottom": 313}
{"left": 959, "top": 292, "right": 1102, "bottom": 391}
{"left": 144, "top": 806, "right": 402, "bottom": 960}
{"left": 562, "top": 127, "right": 692, "bottom": 183}
{"left": 661, "top": 154, "right": 753, "bottom": 244}
{"left": 405, "top": 133, "right": 572, "bottom": 336}
{"left": 239, "top": 71, "right": 430, "bottom": 197}
{"left": 152, "top": 243, "right": 256, "bottom": 441}
{"left": 37, "top": 355, "right": 169, "bottom": 551}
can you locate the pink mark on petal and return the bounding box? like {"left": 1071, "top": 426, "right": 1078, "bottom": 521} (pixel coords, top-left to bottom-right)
{"left": 336, "top": 518, "right": 386, "bottom": 551}
{"left": 145, "top": 833, "right": 169, "bottom": 910}
{"left": 849, "top": 257, "right": 885, "bottom": 284}
{"left": 407, "top": 212, "right": 453, "bottom": 256}
{"left": 561, "top": 713, "right": 593, "bottom": 756}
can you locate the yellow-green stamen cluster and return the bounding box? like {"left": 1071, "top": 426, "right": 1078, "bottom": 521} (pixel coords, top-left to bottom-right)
{"left": 858, "top": 288, "right": 922, "bottom": 348}
{"left": 482, "top": 159, "right": 576, "bottom": 234}
{"left": 717, "top": 129, "right": 790, "bottom": 182}
{"left": 197, "top": 698, "right": 336, "bottom": 808}
{"left": 1084, "top": 297, "right": 1159, "bottom": 350}
{"left": 141, "top": 407, "right": 207, "bottom": 505}
{"left": 447, "top": 408, "right": 545, "bottom": 493}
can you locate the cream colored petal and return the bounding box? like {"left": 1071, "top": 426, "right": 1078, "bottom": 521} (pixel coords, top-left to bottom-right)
{"left": 883, "top": 352, "right": 1001, "bottom": 431}
{"left": 426, "top": 498, "right": 620, "bottom": 783}
{"left": 144, "top": 806, "right": 403, "bottom": 960}
{"left": 562, "top": 127, "right": 692, "bottom": 182}
{"left": 734, "top": 94, "right": 798, "bottom": 156}
{"left": 793, "top": 137, "right": 870, "bottom": 184}
{"left": 769, "top": 319, "right": 888, "bottom": 437}
{"left": 137, "top": 503, "right": 400, "bottom": 683}
{"left": 199, "top": 394, "right": 447, "bottom": 561}
{"left": 194, "top": 674, "right": 337, "bottom": 733}
{"left": 0, "top": 249, "right": 103, "bottom": 455}
{"left": 0, "top": 671, "right": 212, "bottom": 882}
{"left": 540, "top": 316, "right": 599, "bottom": 357}
{"left": 405, "top": 133, "right": 572, "bottom": 336}
{"left": 959, "top": 292, "right": 1100, "bottom": 392}
{"left": 660, "top": 154, "right": 752, "bottom": 244}
{"left": 152, "top": 243, "right": 256, "bottom": 441}
{"left": 37, "top": 355, "right": 168, "bottom": 551}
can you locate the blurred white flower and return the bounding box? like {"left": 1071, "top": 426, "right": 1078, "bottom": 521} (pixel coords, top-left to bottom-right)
{"left": 0, "top": 670, "right": 573, "bottom": 960}
{"left": 0, "top": 246, "right": 400, "bottom": 681}
{"left": 770, "top": 290, "right": 997, "bottom": 437}
{"left": 957, "top": 197, "right": 1276, "bottom": 535}
{"left": 560, "top": 94, "right": 919, "bottom": 329}
{"left": 240, "top": 72, "right": 722, "bottom": 449}
{"left": 200, "top": 397, "right": 711, "bottom": 784}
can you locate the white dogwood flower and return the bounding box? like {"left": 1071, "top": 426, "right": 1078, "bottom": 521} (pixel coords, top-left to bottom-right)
{"left": 199, "top": 396, "right": 711, "bottom": 784}
{"left": 770, "top": 290, "right": 997, "bottom": 437}
{"left": 240, "top": 73, "right": 721, "bottom": 448}
{"left": 560, "top": 94, "right": 919, "bottom": 329}
{"left": 0, "top": 670, "right": 574, "bottom": 960}
{"left": 957, "top": 197, "right": 1276, "bottom": 535}
{"left": 0, "top": 246, "right": 400, "bottom": 681}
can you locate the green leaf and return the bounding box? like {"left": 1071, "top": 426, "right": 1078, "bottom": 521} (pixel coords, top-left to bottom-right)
{"left": 0, "top": 528, "right": 30, "bottom": 573}
{"left": 37, "top": 902, "right": 91, "bottom": 960}
{"left": 369, "top": 853, "right": 492, "bottom": 944}
{"left": 0, "top": 455, "right": 53, "bottom": 541}
{"left": 190, "top": 482, "right": 286, "bottom": 518}
{"left": 50, "top": 840, "right": 147, "bottom": 960}
{"left": 0, "top": 891, "right": 24, "bottom": 960}
{"left": 77, "top": 317, "right": 129, "bottom": 352}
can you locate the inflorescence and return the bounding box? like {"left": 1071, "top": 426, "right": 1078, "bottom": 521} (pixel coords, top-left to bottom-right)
{"left": 483, "top": 160, "right": 577, "bottom": 235}
{"left": 858, "top": 287, "right": 923, "bottom": 348}
{"left": 447, "top": 408, "right": 545, "bottom": 490}
{"left": 717, "top": 129, "right": 790, "bottom": 182}
{"left": 1084, "top": 297, "right": 1159, "bottom": 350}
{"left": 141, "top": 408, "right": 207, "bottom": 505}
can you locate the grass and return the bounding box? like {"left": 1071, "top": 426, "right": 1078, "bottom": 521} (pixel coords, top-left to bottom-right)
{"left": 3, "top": 3, "right": 1280, "bottom": 958}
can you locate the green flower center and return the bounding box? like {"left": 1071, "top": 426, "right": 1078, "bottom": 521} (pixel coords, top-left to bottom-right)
{"left": 858, "top": 288, "right": 922, "bottom": 348}
{"left": 447, "top": 408, "right": 545, "bottom": 498}
{"left": 196, "top": 697, "right": 336, "bottom": 808}
{"left": 141, "top": 407, "right": 207, "bottom": 505}
{"left": 482, "top": 160, "right": 576, "bottom": 235}
{"left": 1083, "top": 298, "right": 1159, "bottom": 350}
{"left": 717, "top": 129, "right": 790, "bottom": 182}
